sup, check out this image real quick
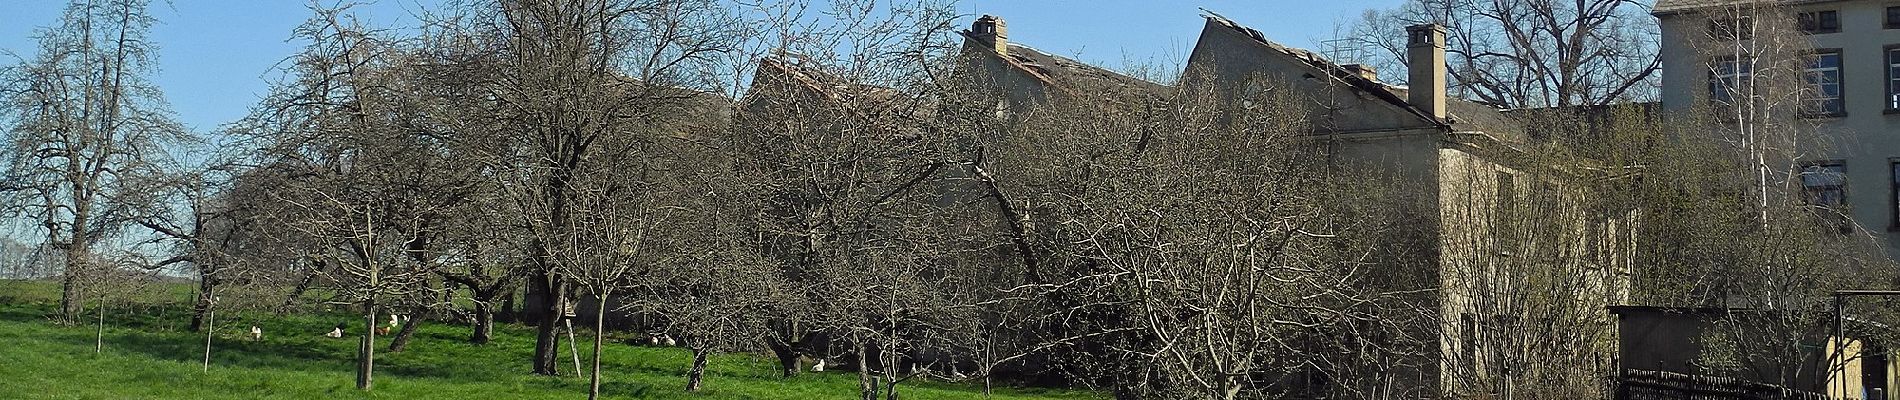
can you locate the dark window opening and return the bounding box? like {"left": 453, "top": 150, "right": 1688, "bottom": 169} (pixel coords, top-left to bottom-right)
{"left": 1890, "top": 160, "right": 1900, "bottom": 229}
{"left": 1799, "top": 10, "right": 1841, "bottom": 34}
{"left": 1801, "top": 161, "right": 1851, "bottom": 233}
{"left": 1710, "top": 15, "right": 1755, "bottom": 39}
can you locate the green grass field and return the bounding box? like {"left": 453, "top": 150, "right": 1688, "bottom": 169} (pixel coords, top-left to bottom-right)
{"left": 0, "top": 280, "right": 1099, "bottom": 399}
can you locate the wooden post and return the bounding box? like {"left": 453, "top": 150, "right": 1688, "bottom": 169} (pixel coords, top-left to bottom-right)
{"left": 202, "top": 296, "right": 214, "bottom": 372}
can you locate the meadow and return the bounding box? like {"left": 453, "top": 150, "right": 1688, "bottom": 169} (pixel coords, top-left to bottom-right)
{"left": 0, "top": 280, "right": 1099, "bottom": 399}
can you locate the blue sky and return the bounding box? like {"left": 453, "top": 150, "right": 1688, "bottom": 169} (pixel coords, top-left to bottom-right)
{"left": 0, "top": 0, "right": 1405, "bottom": 135}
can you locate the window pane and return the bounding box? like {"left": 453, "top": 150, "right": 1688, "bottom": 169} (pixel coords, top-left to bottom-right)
{"left": 1711, "top": 16, "right": 1754, "bottom": 39}
{"left": 1891, "top": 162, "right": 1900, "bottom": 226}
{"left": 1891, "top": 49, "right": 1900, "bottom": 109}
{"left": 1804, "top": 162, "right": 1852, "bottom": 233}
{"left": 1800, "top": 11, "right": 1841, "bottom": 33}
{"left": 1803, "top": 164, "right": 1845, "bottom": 187}
{"left": 1806, "top": 53, "right": 1842, "bottom": 114}
{"left": 1712, "top": 58, "right": 1753, "bottom": 104}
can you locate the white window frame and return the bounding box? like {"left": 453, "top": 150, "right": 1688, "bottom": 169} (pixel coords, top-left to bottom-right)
{"left": 1806, "top": 51, "right": 1843, "bottom": 115}
{"left": 1711, "top": 58, "right": 1754, "bottom": 105}
{"left": 1888, "top": 47, "right": 1900, "bottom": 110}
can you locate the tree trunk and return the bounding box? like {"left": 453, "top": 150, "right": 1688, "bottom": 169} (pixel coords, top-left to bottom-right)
{"left": 59, "top": 221, "right": 90, "bottom": 323}
{"left": 277, "top": 268, "right": 318, "bottom": 316}
{"left": 471, "top": 297, "right": 495, "bottom": 345}
{"left": 387, "top": 311, "right": 423, "bottom": 352}
{"left": 389, "top": 280, "right": 444, "bottom": 353}
{"left": 588, "top": 292, "right": 607, "bottom": 400}
{"left": 530, "top": 271, "right": 562, "bottom": 375}
{"left": 357, "top": 301, "right": 377, "bottom": 390}
{"left": 686, "top": 345, "right": 710, "bottom": 392}
{"left": 499, "top": 287, "right": 517, "bottom": 323}
{"left": 189, "top": 281, "right": 212, "bottom": 332}
{"left": 769, "top": 338, "right": 801, "bottom": 377}
{"left": 859, "top": 343, "right": 878, "bottom": 400}
{"left": 59, "top": 269, "right": 80, "bottom": 323}
{"left": 882, "top": 342, "right": 900, "bottom": 400}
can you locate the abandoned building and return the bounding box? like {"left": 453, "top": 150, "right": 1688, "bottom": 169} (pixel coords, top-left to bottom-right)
{"left": 497, "top": 10, "right": 1650, "bottom": 398}
{"left": 944, "top": 12, "right": 1634, "bottom": 398}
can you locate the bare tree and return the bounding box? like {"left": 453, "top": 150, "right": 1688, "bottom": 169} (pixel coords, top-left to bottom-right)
{"left": 418, "top": 0, "right": 743, "bottom": 375}
{"left": 1352, "top": 0, "right": 1661, "bottom": 108}
{"left": 0, "top": 0, "right": 188, "bottom": 322}
{"left": 122, "top": 160, "right": 251, "bottom": 332}
{"left": 948, "top": 71, "right": 1451, "bottom": 399}
{"left": 552, "top": 89, "right": 731, "bottom": 399}
{"left": 239, "top": 3, "right": 451, "bottom": 390}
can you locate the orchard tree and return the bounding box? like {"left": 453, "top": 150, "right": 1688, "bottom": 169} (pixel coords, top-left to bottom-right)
{"left": 421, "top": 0, "right": 745, "bottom": 375}
{"left": 0, "top": 0, "right": 188, "bottom": 322}
{"left": 241, "top": 4, "right": 451, "bottom": 390}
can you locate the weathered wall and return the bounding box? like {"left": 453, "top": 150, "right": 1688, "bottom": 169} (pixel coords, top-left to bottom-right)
{"left": 1182, "top": 19, "right": 1431, "bottom": 134}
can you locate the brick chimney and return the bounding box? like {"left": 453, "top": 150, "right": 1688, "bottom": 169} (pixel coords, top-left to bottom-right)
{"left": 1405, "top": 24, "right": 1446, "bottom": 121}
{"left": 1343, "top": 64, "right": 1378, "bottom": 82}
{"left": 972, "top": 15, "right": 1008, "bottom": 56}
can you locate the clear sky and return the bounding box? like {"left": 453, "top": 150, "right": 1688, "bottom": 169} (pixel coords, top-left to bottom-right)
{"left": 0, "top": 0, "right": 1406, "bottom": 135}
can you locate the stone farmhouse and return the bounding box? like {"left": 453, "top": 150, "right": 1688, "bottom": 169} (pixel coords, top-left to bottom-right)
{"left": 951, "top": 12, "right": 1633, "bottom": 398}
{"left": 737, "top": 11, "right": 1635, "bottom": 398}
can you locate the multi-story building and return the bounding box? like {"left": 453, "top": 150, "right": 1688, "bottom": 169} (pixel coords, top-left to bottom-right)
{"left": 1651, "top": 1, "right": 1900, "bottom": 397}
{"left": 1657, "top": 0, "right": 1900, "bottom": 258}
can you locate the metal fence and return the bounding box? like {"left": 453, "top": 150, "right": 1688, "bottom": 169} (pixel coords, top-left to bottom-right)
{"left": 1616, "top": 370, "right": 1834, "bottom": 400}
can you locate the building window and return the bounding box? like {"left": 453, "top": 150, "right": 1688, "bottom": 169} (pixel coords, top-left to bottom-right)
{"left": 1711, "top": 58, "right": 1753, "bottom": 105}
{"left": 1709, "top": 15, "right": 1754, "bottom": 40}
{"left": 1800, "top": 10, "right": 1841, "bottom": 34}
{"left": 1889, "top": 48, "right": 1900, "bottom": 110}
{"left": 1803, "top": 161, "right": 1847, "bottom": 208}
{"left": 1802, "top": 161, "right": 1851, "bottom": 233}
{"left": 1806, "top": 51, "right": 1843, "bottom": 116}
{"left": 1888, "top": 7, "right": 1900, "bottom": 29}
{"left": 1891, "top": 160, "right": 1900, "bottom": 228}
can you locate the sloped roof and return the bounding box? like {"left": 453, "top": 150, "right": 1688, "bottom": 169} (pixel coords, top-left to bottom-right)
{"left": 1001, "top": 43, "right": 1168, "bottom": 95}
{"left": 1200, "top": 11, "right": 1524, "bottom": 139}
{"left": 958, "top": 30, "right": 1167, "bottom": 97}
{"left": 1652, "top": 0, "right": 1843, "bottom": 14}
{"left": 746, "top": 56, "right": 935, "bottom": 122}
{"left": 752, "top": 56, "right": 897, "bottom": 102}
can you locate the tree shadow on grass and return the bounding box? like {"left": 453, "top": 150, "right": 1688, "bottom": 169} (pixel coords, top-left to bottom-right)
{"left": 600, "top": 380, "right": 663, "bottom": 398}
{"left": 64, "top": 330, "right": 360, "bottom": 374}
{"left": 515, "top": 376, "right": 662, "bottom": 398}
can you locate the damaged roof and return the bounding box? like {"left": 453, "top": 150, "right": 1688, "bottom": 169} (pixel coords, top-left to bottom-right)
{"left": 1000, "top": 42, "right": 1168, "bottom": 95}
{"left": 1200, "top": 11, "right": 1525, "bottom": 140}
{"left": 957, "top": 30, "right": 1168, "bottom": 97}
{"left": 746, "top": 56, "right": 936, "bottom": 121}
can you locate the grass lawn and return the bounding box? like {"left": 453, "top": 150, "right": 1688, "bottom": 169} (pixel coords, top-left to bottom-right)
{"left": 0, "top": 280, "right": 1099, "bottom": 399}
